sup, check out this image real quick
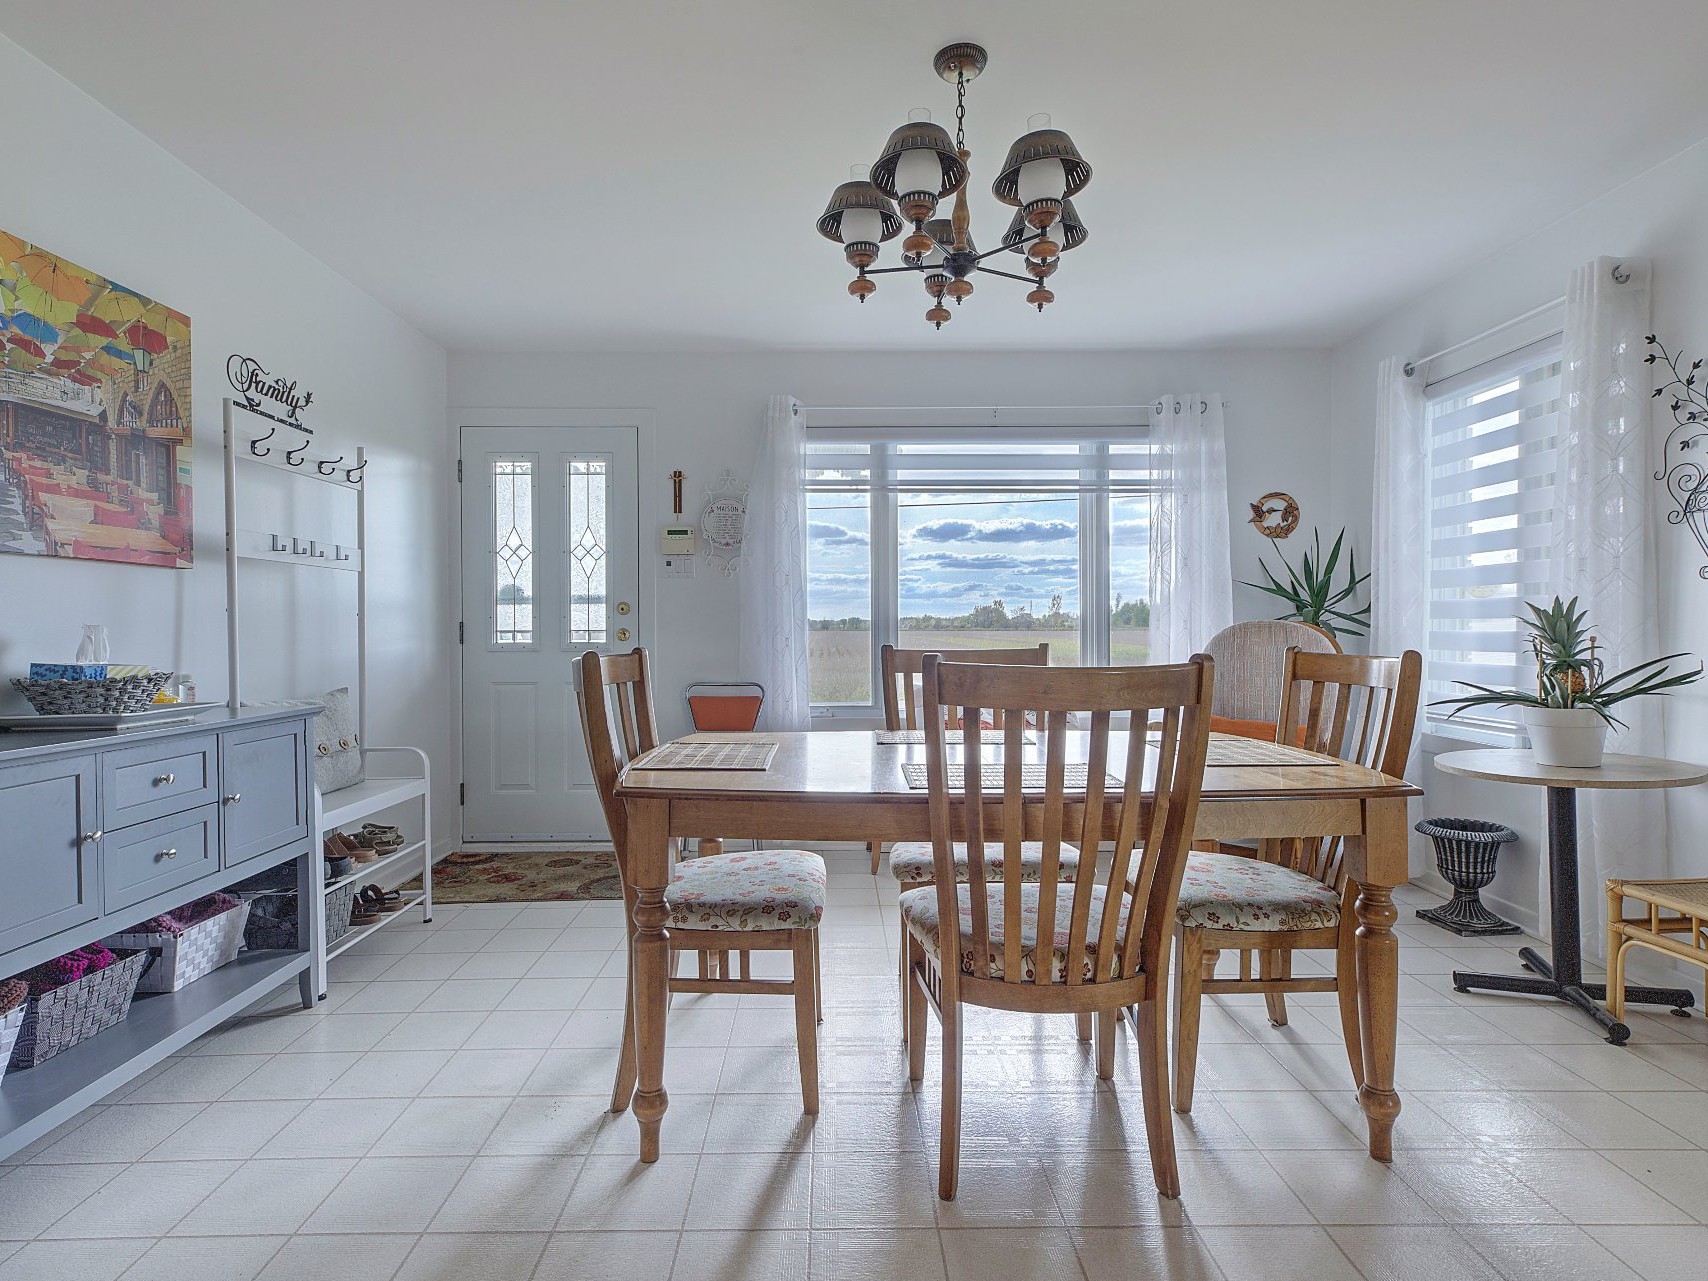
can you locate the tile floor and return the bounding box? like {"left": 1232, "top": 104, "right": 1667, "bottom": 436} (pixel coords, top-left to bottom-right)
{"left": 5, "top": 852, "right": 1708, "bottom": 1281}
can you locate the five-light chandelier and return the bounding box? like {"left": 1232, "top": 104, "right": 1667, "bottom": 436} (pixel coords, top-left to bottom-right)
{"left": 818, "top": 42, "right": 1090, "bottom": 329}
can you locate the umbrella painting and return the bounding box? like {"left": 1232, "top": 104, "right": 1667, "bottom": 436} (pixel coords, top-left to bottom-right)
{"left": 0, "top": 228, "right": 191, "bottom": 568}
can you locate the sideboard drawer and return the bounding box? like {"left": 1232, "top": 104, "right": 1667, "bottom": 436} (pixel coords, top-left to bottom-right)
{"left": 101, "top": 805, "right": 220, "bottom": 916}
{"left": 102, "top": 734, "right": 218, "bottom": 830}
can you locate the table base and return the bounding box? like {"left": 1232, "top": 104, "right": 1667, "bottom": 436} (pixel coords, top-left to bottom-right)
{"left": 1452, "top": 947, "right": 1694, "bottom": 1046}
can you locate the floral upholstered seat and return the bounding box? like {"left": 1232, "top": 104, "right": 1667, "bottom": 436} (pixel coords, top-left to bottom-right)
{"left": 899, "top": 882, "right": 1130, "bottom": 982}
{"left": 888, "top": 841, "right": 1081, "bottom": 886}
{"left": 666, "top": 849, "right": 826, "bottom": 932}
{"left": 1174, "top": 852, "right": 1340, "bottom": 933}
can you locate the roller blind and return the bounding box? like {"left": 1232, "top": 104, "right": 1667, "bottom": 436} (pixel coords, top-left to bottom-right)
{"left": 1424, "top": 336, "right": 1563, "bottom": 734}
{"left": 801, "top": 412, "right": 1156, "bottom": 495}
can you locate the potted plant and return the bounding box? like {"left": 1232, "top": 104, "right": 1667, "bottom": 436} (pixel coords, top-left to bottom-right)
{"left": 1242, "top": 527, "right": 1369, "bottom": 641}
{"left": 1436, "top": 596, "right": 1702, "bottom": 767}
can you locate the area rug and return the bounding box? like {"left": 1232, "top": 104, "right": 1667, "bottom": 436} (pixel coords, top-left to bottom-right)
{"left": 407, "top": 850, "right": 623, "bottom": 903}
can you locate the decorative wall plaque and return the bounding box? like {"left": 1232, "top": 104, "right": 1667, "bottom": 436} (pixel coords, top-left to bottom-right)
{"left": 700, "top": 469, "right": 748, "bottom": 577}
{"left": 1248, "top": 491, "right": 1300, "bottom": 540}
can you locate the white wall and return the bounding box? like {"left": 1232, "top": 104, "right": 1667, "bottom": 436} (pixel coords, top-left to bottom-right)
{"left": 1328, "top": 136, "right": 1708, "bottom": 934}
{"left": 0, "top": 36, "right": 456, "bottom": 843}
{"left": 449, "top": 347, "right": 1333, "bottom": 743}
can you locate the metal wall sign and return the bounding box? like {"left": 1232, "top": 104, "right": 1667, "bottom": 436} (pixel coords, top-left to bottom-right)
{"left": 701, "top": 469, "right": 748, "bottom": 577}
{"left": 1647, "top": 336, "right": 1708, "bottom": 579}
{"left": 226, "top": 354, "right": 315, "bottom": 431}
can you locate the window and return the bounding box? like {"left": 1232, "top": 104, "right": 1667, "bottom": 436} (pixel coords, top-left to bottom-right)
{"left": 491, "top": 454, "right": 535, "bottom": 647}
{"left": 564, "top": 454, "right": 610, "bottom": 645}
{"left": 802, "top": 409, "right": 1157, "bottom": 710}
{"left": 1424, "top": 337, "right": 1563, "bottom": 737}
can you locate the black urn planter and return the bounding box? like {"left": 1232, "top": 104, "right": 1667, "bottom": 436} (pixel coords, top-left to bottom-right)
{"left": 1414, "top": 817, "right": 1521, "bottom": 937}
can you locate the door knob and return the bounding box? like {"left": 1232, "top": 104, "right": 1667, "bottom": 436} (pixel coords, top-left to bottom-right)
{"left": 617, "top": 627, "right": 631, "bottom": 642}
{"left": 159, "top": 848, "right": 178, "bottom": 861}
{"left": 154, "top": 772, "right": 176, "bottom": 786}
{"left": 223, "top": 793, "right": 243, "bottom": 804}
{"left": 82, "top": 830, "right": 103, "bottom": 844}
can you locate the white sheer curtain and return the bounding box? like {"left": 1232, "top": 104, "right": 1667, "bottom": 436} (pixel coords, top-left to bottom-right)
{"left": 1147, "top": 394, "right": 1232, "bottom": 663}
{"left": 738, "top": 395, "right": 811, "bottom": 731}
{"left": 1550, "top": 256, "right": 1658, "bottom": 953}
{"left": 1371, "top": 356, "right": 1429, "bottom": 774}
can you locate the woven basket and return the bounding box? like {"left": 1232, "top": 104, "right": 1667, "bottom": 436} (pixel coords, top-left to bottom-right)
{"left": 239, "top": 880, "right": 358, "bottom": 951}
{"left": 326, "top": 880, "right": 360, "bottom": 945}
{"left": 10, "top": 671, "right": 172, "bottom": 715}
{"left": 9, "top": 949, "right": 150, "bottom": 1070}
{"left": 0, "top": 1005, "right": 24, "bottom": 1074}
{"left": 103, "top": 901, "right": 252, "bottom": 994}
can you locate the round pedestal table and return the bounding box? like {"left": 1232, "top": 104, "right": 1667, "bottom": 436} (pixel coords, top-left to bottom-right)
{"left": 1433, "top": 749, "right": 1708, "bottom": 1045}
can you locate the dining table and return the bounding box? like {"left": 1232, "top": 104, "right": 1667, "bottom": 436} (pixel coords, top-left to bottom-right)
{"left": 615, "top": 728, "right": 1422, "bottom": 1164}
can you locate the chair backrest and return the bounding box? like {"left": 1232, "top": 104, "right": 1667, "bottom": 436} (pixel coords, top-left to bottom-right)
{"left": 1203, "top": 621, "right": 1338, "bottom": 722}
{"left": 922, "top": 654, "right": 1214, "bottom": 991}
{"left": 1270, "top": 646, "right": 1422, "bottom": 887}
{"left": 881, "top": 642, "right": 1049, "bottom": 730}
{"left": 573, "top": 647, "right": 661, "bottom": 879}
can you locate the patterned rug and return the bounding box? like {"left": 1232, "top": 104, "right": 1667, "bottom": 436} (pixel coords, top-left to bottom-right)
{"left": 410, "top": 850, "right": 623, "bottom": 903}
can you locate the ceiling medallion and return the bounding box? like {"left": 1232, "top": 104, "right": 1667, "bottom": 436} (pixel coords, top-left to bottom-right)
{"left": 817, "top": 43, "right": 1091, "bottom": 330}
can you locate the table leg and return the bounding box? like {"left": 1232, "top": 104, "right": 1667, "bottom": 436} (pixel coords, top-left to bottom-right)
{"left": 625, "top": 796, "right": 672, "bottom": 1162}
{"left": 1354, "top": 798, "right": 1406, "bottom": 1162}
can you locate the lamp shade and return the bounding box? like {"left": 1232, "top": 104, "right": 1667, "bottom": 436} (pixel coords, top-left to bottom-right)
{"left": 816, "top": 179, "right": 903, "bottom": 243}
{"left": 921, "top": 216, "right": 973, "bottom": 258}
{"left": 1003, "top": 199, "right": 1087, "bottom": 254}
{"left": 871, "top": 120, "right": 967, "bottom": 200}
{"left": 991, "top": 128, "right": 1091, "bottom": 206}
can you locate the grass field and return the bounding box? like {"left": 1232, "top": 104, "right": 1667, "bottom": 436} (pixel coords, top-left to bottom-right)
{"left": 808, "top": 627, "right": 1151, "bottom": 705}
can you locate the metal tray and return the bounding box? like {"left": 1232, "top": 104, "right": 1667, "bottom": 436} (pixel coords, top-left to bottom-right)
{"left": 0, "top": 701, "right": 225, "bottom": 731}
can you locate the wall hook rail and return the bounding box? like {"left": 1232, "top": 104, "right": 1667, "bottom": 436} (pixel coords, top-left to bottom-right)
{"left": 344, "top": 460, "right": 367, "bottom": 485}
{"left": 249, "top": 426, "right": 276, "bottom": 457}
{"left": 283, "top": 438, "right": 310, "bottom": 467}
{"left": 316, "top": 454, "right": 344, "bottom": 476}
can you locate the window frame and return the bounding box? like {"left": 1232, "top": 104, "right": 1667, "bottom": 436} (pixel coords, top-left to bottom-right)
{"left": 800, "top": 406, "right": 1152, "bottom": 719}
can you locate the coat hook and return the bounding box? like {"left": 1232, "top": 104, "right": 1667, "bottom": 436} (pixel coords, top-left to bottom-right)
{"left": 344, "top": 460, "right": 367, "bottom": 485}
{"left": 317, "top": 454, "right": 344, "bottom": 476}
{"left": 284, "top": 439, "right": 310, "bottom": 467}
{"left": 249, "top": 426, "right": 275, "bottom": 457}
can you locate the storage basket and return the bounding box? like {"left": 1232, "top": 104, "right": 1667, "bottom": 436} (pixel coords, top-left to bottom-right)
{"left": 239, "top": 880, "right": 357, "bottom": 951}
{"left": 0, "top": 1005, "right": 24, "bottom": 1072}
{"left": 103, "top": 900, "right": 252, "bottom": 994}
{"left": 9, "top": 671, "right": 171, "bottom": 715}
{"left": 9, "top": 949, "right": 150, "bottom": 1070}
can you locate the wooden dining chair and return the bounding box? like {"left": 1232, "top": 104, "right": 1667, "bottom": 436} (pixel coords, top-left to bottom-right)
{"left": 575, "top": 647, "right": 826, "bottom": 1115}
{"left": 875, "top": 642, "right": 1066, "bottom": 883}
{"left": 903, "top": 653, "right": 1214, "bottom": 1200}
{"left": 1171, "top": 646, "right": 1420, "bottom": 1114}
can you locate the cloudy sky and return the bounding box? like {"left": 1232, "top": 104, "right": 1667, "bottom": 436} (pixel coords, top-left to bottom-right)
{"left": 807, "top": 493, "right": 1150, "bottom": 621}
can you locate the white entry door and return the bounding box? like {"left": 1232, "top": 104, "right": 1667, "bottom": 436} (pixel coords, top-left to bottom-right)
{"left": 460, "top": 425, "right": 640, "bottom": 841}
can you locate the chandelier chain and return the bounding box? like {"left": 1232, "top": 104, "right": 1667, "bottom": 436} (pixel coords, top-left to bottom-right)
{"left": 954, "top": 68, "right": 967, "bottom": 153}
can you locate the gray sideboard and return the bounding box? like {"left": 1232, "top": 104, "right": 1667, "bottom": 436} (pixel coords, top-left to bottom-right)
{"left": 0, "top": 706, "right": 320, "bottom": 1160}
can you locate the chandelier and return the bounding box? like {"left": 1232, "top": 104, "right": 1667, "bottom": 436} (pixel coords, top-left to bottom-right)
{"left": 817, "top": 43, "right": 1090, "bottom": 329}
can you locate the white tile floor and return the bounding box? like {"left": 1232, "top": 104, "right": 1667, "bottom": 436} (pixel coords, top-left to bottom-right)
{"left": 5, "top": 852, "right": 1708, "bottom": 1281}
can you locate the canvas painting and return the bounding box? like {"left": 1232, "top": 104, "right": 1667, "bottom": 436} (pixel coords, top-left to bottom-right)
{"left": 0, "top": 229, "right": 191, "bottom": 568}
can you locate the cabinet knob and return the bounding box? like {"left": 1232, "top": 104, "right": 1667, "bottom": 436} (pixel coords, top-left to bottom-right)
{"left": 159, "top": 848, "right": 178, "bottom": 860}
{"left": 154, "top": 772, "right": 176, "bottom": 786}
{"left": 223, "top": 793, "right": 243, "bottom": 804}
{"left": 82, "top": 830, "right": 103, "bottom": 844}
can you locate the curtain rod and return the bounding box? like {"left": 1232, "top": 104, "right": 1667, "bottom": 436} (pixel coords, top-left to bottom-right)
{"left": 1402, "top": 261, "right": 1631, "bottom": 378}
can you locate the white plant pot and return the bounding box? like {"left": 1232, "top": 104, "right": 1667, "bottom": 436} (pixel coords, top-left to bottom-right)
{"left": 1523, "top": 706, "right": 1609, "bottom": 768}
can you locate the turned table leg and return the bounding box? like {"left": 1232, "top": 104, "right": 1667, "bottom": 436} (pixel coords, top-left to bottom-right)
{"left": 1353, "top": 797, "right": 1407, "bottom": 1162}
{"left": 625, "top": 796, "right": 673, "bottom": 1162}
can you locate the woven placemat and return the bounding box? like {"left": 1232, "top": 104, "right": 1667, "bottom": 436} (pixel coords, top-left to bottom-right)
{"left": 632, "top": 739, "right": 779, "bottom": 770}
{"left": 901, "top": 762, "right": 1119, "bottom": 791}
{"left": 1202, "top": 733, "right": 1338, "bottom": 768}
{"left": 875, "top": 729, "right": 1036, "bottom": 745}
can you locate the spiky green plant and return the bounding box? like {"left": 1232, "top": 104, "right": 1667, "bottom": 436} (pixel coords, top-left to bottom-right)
{"left": 1435, "top": 595, "right": 1703, "bottom": 728}
{"left": 1242, "top": 527, "right": 1370, "bottom": 639}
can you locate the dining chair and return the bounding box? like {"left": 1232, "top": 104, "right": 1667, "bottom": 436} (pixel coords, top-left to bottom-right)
{"left": 875, "top": 642, "right": 1066, "bottom": 884}
{"left": 575, "top": 647, "right": 826, "bottom": 1115}
{"left": 1170, "top": 646, "right": 1420, "bottom": 1114}
{"left": 903, "top": 652, "right": 1215, "bottom": 1200}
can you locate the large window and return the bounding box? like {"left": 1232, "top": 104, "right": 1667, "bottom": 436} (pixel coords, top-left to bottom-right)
{"left": 803, "top": 410, "right": 1157, "bottom": 710}
{"left": 1424, "top": 337, "right": 1563, "bottom": 737}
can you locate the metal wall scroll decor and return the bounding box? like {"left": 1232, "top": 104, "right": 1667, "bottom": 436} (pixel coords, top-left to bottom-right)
{"left": 1645, "top": 335, "right": 1708, "bottom": 579}
{"left": 700, "top": 469, "right": 749, "bottom": 577}
{"left": 1248, "top": 491, "right": 1300, "bottom": 540}
{"left": 226, "top": 354, "right": 315, "bottom": 430}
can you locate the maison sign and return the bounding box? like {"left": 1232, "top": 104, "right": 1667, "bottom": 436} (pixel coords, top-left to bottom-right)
{"left": 226, "top": 354, "right": 315, "bottom": 430}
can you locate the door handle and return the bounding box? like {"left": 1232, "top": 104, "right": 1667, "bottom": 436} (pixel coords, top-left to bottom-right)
{"left": 617, "top": 627, "right": 631, "bottom": 642}
{"left": 82, "top": 830, "right": 103, "bottom": 844}
{"left": 159, "top": 848, "right": 178, "bottom": 861}
{"left": 154, "top": 772, "right": 176, "bottom": 786}
{"left": 223, "top": 793, "right": 243, "bottom": 804}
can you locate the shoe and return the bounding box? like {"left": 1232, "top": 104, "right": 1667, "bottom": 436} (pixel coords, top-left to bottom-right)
{"left": 325, "top": 854, "right": 355, "bottom": 881}
{"left": 332, "top": 831, "right": 378, "bottom": 864}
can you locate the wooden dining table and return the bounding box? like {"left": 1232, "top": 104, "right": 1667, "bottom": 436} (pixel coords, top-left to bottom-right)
{"left": 616, "top": 729, "right": 1422, "bottom": 1165}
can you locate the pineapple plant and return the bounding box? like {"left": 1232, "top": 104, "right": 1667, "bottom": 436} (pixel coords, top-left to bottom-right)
{"left": 1524, "top": 596, "right": 1598, "bottom": 702}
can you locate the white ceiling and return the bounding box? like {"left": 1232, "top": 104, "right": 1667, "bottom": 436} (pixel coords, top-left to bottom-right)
{"left": 5, "top": 0, "right": 1708, "bottom": 353}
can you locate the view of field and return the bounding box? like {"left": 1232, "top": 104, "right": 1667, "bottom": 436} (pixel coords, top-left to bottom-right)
{"left": 808, "top": 625, "right": 1151, "bottom": 705}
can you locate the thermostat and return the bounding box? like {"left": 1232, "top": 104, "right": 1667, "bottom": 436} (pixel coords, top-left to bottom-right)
{"left": 660, "top": 526, "right": 698, "bottom": 556}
